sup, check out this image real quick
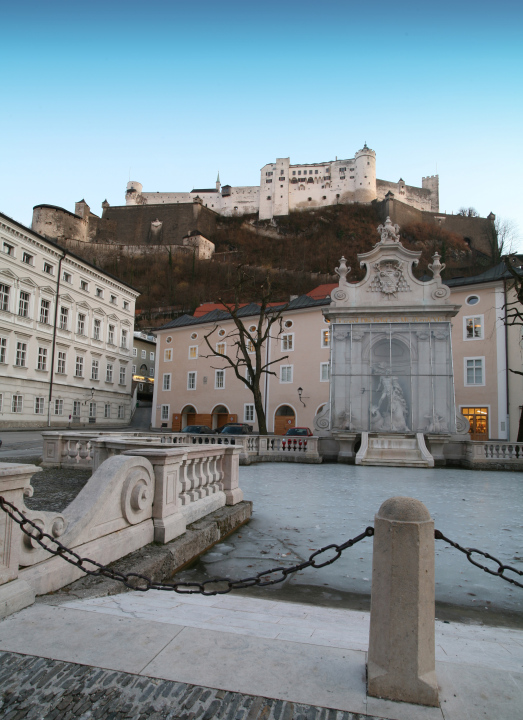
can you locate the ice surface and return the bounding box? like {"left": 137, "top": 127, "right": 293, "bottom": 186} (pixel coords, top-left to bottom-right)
{"left": 176, "top": 464, "right": 523, "bottom": 614}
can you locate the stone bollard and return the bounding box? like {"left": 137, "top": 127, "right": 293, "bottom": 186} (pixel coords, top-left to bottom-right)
{"left": 0, "top": 462, "right": 41, "bottom": 618}
{"left": 367, "top": 496, "right": 439, "bottom": 707}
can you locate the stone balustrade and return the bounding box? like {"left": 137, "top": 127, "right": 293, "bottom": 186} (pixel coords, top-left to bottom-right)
{"left": 463, "top": 441, "right": 523, "bottom": 468}
{"left": 0, "top": 445, "right": 243, "bottom": 615}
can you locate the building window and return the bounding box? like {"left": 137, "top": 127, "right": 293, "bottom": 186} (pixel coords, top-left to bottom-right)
{"left": 110, "top": 295, "right": 117, "bottom": 305}
{"left": 75, "top": 356, "right": 84, "bottom": 377}
{"left": 0, "top": 337, "right": 6, "bottom": 363}
{"left": 62, "top": 271, "right": 72, "bottom": 283}
{"left": 321, "top": 329, "right": 330, "bottom": 348}
{"left": 150, "top": 367, "right": 154, "bottom": 377}
{"left": 464, "top": 315, "right": 483, "bottom": 340}
{"left": 93, "top": 319, "right": 101, "bottom": 340}
{"left": 108, "top": 325, "right": 115, "bottom": 344}
{"left": 73, "top": 400, "right": 81, "bottom": 417}
{"left": 18, "top": 291, "right": 30, "bottom": 318}
{"left": 138, "top": 382, "right": 144, "bottom": 390}
{"left": 215, "top": 369, "right": 225, "bottom": 389}
{"left": 244, "top": 404, "right": 255, "bottom": 423}
{"left": 163, "top": 373, "right": 171, "bottom": 391}
{"left": 465, "top": 357, "right": 484, "bottom": 386}
{"left": 57, "top": 351, "right": 66, "bottom": 374}
{"left": 164, "top": 348, "right": 173, "bottom": 361}
{"left": 77, "top": 313, "right": 86, "bottom": 335}
{"left": 119, "top": 366, "right": 126, "bottom": 384}
{"left": 132, "top": 364, "right": 136, "bottom": 374}
{"left": 15, "top": 342, "right": 27, "bottom": 367}
{"left": 118, "top": 405, "right": 124, "bottom": 419}
{"left": 39, "top": 299, "right": 50, "bottom": 324}
{"left": 37, "top": 347, "right": 48, "bottom": 371}
{"left": 0, "top": 284, "right": 10, "bottom": 311}
{"left": 246, "top": 339, "right": 255, "bottom": 353}
{"left": 187, "top": 371, "right": 196, "bottom": 390}
{"left": 89, "top": 402, "right": 96, "bottom": 418}
{"left": 22, "top": 252, "right": 33, "bottom": 265}
{"left": 12, "top": 395, "right": 23, "bottom": 413}
{"left": 320, "top": 362, "right": 329, "bottom": 382}
{"left": 216, "top": 342, "right": 226, "bottom": 356}
{"left": 161, "top": 404, "right": 170, "bottom": 421}
{"left": 80, "top": 280, "right": 89, "bottom": 291}
{"left": 104, "top": 403, "right": 111, "bottom": 418}
{"left": 466, "top": 295, "right": 480, "bottom": 306}
{"left": 132, "top": 347, "right": 137, "bottom": 356}
{"left": 189, "top": 345, "right": 198, "bottom": 359}
{"left": 43, "top": 262, "right": 54, "bottom": 275}
{"left": 106, "top": 363, "right": 113, "bottom": 382}
{"left": 59, "top": 306, "right": 69, "bottom": 330}
{"left": 35, "top": 397, "right": 45, "bottom": 414}
{"left": 123, "top": 301, "right": 130, "bottom": 311}
{"left": 95, "top": 287, "right": 103, "bottom": 298}
{"left": 281, "top": 333, "right": 294, "bottom": 351}
{"left": 121, "top": 330, "right": 128, "bottom": 349}
{"left": 150, "top": 351, "right": 155, "bottom": 361}
{"left": 141, "top": 349, "right": 146, "bottom": 359}
{"left": 91, "top": 359, "right": 99, "bottom": 380}
{"left": 54, "top": 399, "right": 64, "bottom": 415}
{"left": 3, "top": 242, "right": 14, "bottom": 256}
{"left": 280, "top": 365, "right": 293, "bottom": 383}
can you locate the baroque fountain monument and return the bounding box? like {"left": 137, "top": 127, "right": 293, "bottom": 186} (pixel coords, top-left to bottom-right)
{"left": 317, "top": 217, "right": 461, "bottom": 467}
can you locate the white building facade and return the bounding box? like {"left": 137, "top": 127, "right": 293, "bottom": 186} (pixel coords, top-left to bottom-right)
{"left": 124, "top": 145, "right": 439, "bottom": 220}
{"left": 0, "top": 212, "right": 140, "bottom": 428}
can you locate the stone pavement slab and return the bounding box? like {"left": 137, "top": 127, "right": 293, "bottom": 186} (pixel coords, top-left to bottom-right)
{"left": 1, "top": 591, "right": 522, "bottom": 719}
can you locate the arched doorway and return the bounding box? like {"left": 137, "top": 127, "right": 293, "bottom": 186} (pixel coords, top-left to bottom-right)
{"left": 274, "top": 405, "right": 296, "bottom": 435}
{"left": 180, "top": 405, "right": 197, "bottom": 429}
{"left": 212, "top": 404, "right": 231, "bottom": 430}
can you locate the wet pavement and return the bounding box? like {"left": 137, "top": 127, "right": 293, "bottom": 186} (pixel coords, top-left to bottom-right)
{"left": 174, "top": 463, "right": 523, "bottom": 620}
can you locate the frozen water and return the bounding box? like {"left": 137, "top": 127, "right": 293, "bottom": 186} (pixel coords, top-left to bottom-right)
{"left": 177, "top": 463, "right": 523, "bottom": 615}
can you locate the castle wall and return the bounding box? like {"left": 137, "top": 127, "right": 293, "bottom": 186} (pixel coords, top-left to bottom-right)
{"left": 32, "top": 205, "right": 89, "bottom": 244}
{"left": 376, "top": 179, "right": 435, "bottom": 212}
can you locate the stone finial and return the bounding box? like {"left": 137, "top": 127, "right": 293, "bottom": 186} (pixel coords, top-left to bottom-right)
{"left": 335, "top": 256, "right": 350, "bottom": 284}
{"left": 428, "top": 252, "right": 445, "bottom": 280}
{"left": 377, "top": 217, "right": 400, "bottom": 244}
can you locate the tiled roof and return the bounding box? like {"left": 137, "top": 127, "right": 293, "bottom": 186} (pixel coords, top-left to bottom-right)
{"left": 307, "top": 283, "right": 336, "bottom": 299}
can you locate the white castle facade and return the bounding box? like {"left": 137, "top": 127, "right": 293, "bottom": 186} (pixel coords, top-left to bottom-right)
{"left": 125, "top": 145, "right": 439, "bottom": 220}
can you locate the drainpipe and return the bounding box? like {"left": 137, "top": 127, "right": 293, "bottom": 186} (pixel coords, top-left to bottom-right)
{"left": 503, "top": 278, "right": 510, "bottom": 439}
{"left": 47, "top": 253, "right": 64, "bottom": 427}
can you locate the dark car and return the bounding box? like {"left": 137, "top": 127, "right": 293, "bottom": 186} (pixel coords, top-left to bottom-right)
{"left": 284, "top": 427, "right": 313, "bottom": 437}
{"left": 181, "top": 425, "right": 215, "bottom": 434}
{"left": 219, "top": 424, "right": 252, "bottom": 435}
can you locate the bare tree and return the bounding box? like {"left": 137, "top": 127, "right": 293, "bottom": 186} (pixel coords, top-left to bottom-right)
{"left": 487, "top": 218, "right": 519, "bottom": 263}
{"left": 457, "top": 207, "right": 479, "bottom": 217}
{"left": 202, "top": 267, "right": 289, "bottom": 434}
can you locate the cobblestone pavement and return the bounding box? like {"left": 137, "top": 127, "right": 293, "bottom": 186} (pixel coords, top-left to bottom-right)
{"left": 23, "top": 467, "right": 91, "bottom": 512}
{"left": 0, "top": 652, "right": 376, "bottom": 720}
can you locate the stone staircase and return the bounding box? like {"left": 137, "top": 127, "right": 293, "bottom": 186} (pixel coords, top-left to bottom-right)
{"left": 355, "top": 432, "right": 434, "bottom": 467}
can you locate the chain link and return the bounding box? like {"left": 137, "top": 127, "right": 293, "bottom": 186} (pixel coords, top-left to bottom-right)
{"left": 0, "top": 496, "right": 374, "bottom": 595}
{"left": 435, "top": 529, "right": 523, "bottom": 589}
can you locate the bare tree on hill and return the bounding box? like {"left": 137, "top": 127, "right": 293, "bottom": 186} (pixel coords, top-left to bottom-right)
{"left": 202, "top": 267, "right": 289, "bottom": 435}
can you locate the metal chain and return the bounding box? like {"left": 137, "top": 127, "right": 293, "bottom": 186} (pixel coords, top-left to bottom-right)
{"left": 435, "top": 529, "right": 523, "bottom": 589}
{"left": 0, "top": 496, "right": 374, "bottom": 596}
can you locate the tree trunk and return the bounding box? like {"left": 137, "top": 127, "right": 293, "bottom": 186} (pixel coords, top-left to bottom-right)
{"left": 517, "top": 406, "right": 523, "bottom": 443}
{"left": 253, "top": 384, "right": 267, "bottom": 435}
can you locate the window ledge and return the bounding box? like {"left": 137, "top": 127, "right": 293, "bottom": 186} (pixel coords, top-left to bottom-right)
{"left": 35, "top": 369, "right": 49, "bottom": 373}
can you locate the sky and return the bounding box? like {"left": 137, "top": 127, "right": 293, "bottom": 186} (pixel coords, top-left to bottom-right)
{"left": 1, "top": 0, "right": 522, "bottom": 247}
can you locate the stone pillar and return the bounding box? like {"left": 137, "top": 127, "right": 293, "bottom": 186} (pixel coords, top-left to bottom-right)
{"left": 222, "top": 447, "right": 243, "bottom": 505}
{"left": 0, "top": 463, "right": 40, "bottom": 618}
{"left": 123, "top": 448, "right": 188, "bottom": 543}
{"left": 368, "top": 496, "right": 438, "bottom": 707}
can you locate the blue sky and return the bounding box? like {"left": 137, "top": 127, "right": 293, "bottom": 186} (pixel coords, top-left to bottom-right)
{"left": 1, "top": 0, "right": 522, "bottom": 247}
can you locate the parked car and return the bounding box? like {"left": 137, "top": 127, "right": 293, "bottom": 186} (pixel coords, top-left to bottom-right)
{"left": 284, "top": 427, "right": 313, "bottom": 437}
{"left": 181, "top": 425, "right": 215, "bottom": 434}
{"left": 219, "top": 424, "right": 253, "bottom": 435}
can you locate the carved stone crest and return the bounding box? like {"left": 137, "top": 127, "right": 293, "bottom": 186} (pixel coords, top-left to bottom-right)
{"left": 369, "top": 260, "right": 410, "bottom": 297}
{"left": 376, "top": 216, "right": 401, "bottom": 244}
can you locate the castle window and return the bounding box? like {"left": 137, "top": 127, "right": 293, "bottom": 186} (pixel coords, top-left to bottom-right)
{"left": 298, "top": 171, "right": 301, "bottom": 175}
{"left": 308, "top": 197, "right": 312, "bottom": 201}
{"left": 267, "top": 196, "right": 271, "bottom": 200}
{"left": 339, "top": 167, "right": 346, "bottom": 172}
{"left": 350, "top": 168, "right": 354, "bottom": 171}
{"left": 266, "top": 179, "right": 272, "bottom": 183}
{"left": 350, "top": 176, "right": 354, "bottom": 179}
{"left": 315, "top": 170, "right": 318, "bottom": 174}
{"left": 336, "top": 194, "right": 340, "bottom": 199}
{"left": 292, "top": 171, "right": 296, "bottom": 175}
{"left": 322, "top": 196, "right": 326, "bottom": 200}
{"left": 309, "top": 170, "right": 313, "bottom": 175}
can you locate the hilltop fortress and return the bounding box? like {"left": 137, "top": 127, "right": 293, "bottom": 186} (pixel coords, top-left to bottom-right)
{"left": 125, "top": 144, "right": 440, "bottom": 220}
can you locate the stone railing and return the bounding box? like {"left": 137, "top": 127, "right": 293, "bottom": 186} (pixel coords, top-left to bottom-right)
{"left": 42, "top": 431, "right": 322, "bottom": 467}
{"left": 0, "top": 445, "right": 243, "bottom": 616}
{"left": 463, "top": 440, "right": 523, "bottom": 468}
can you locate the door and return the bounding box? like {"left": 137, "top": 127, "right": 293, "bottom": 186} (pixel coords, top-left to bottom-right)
{"left": 274, "top": 405, "right": 296, "bottom": 435}
{"left": 462, "top": 407, "right": 489, "bottom": 441}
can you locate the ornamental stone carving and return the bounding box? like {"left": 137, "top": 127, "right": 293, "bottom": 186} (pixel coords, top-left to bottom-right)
{"left": 369, "top": 260, "right": 410, "bottom": 297}
{"left": 376, "top": 216, "right": 401, "bottom": 244}
{"left": 121, "top": 467, "right": 154, "bottom": 524}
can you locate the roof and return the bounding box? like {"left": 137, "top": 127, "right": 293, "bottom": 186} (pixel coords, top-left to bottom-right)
{"left": 157, "top": 294, "right": 330, "bottom": 331}
{"left": 0, "top": 210, "right": 141, "bottom": 294}
{"left": 444, "top": 262, "right": 513, "bottom": 288}
{"left": 307, "top": 283, "right": 337, "bottom": 299}
{"left": 190, "top": 189, "right": 218, "bottom": 194}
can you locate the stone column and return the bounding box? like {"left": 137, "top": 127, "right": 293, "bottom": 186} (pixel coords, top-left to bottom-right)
{"left": 123, "top": 448, "right": 188, "bottom": 543}
{"left": 0, "top": 462, "right": 40, "bottom": 618}
{"left": 222, "top": 447, "right": 243, "bottom": 505}
{"left": 368, "top": 496, "right": 438, "bottom": 707}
